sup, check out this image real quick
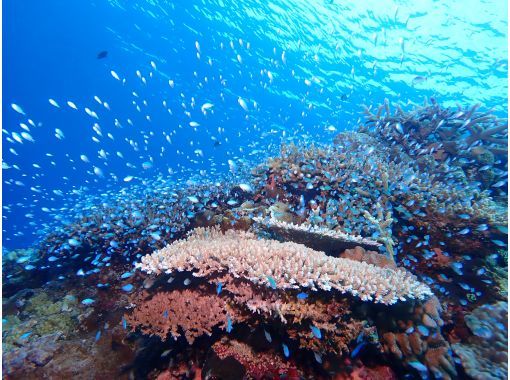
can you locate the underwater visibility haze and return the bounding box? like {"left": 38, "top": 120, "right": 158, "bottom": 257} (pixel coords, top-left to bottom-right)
{"left": 2, "top": 0, "right": 509, "bottom": 379}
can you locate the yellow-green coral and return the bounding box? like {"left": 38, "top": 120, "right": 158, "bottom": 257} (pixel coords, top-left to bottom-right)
{"left": 3, "top": 291, "right": 80, "bottom": 353}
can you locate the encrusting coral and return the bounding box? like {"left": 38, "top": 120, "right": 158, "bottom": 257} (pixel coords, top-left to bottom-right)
{"left": 137, "top": 226, "right": 432, "bottom": 305}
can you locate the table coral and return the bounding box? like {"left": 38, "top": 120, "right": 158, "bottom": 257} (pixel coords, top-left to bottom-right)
{"left": 138, "top": 226, "right": 432, "bottom": 305}
{"left": 253, "top": 216, "right": 382, "bottom": 253}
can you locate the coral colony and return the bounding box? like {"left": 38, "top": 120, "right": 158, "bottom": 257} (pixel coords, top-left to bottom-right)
{"left": 3, "top": 100, "right": 508, "bottom": 379}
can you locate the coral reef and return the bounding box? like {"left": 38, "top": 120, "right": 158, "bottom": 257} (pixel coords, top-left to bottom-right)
{"left": 362, "top": 203, "right": 396, "bottom": 263}
{"left": 344, "top": 247, "right": 458, "bottom": 379}
{"left": 3, "top": 99, "right": 506, "bottom": 379}
{"left": 128, "top": 226, "right": 461, "bottom": 379}
{"left": 2, "top": 290, "right": 80, "bottom": 353}
{"left": 362, "top": 98, "right": 507, "bottom": 162}
{"left": 340, "top": 246, "right": 396, "bottom": 269}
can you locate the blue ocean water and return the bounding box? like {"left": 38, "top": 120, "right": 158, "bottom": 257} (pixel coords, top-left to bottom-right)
{"left": 4, "top": 0, "right": 507, "bottom": 248}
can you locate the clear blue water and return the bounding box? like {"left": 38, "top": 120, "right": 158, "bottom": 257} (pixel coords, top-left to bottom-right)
{"left": 3, "top": 0, "right": 507, "bottom": 248}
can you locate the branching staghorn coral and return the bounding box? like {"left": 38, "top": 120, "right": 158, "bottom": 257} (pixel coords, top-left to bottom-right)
{"left": 361, "top": 98, "right": 508, "bottom": 187}
{"left": 137, "top": 226, "right": 432, "bottom": 305}
{"left": 363, "top": 203, "right": 396, "bottom": 263}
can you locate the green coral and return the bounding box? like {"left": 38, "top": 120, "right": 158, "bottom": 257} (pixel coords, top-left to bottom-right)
{"left": 3, "top": 290, "right": 80, "bottom": 353}
{"left": 25, "top": 292, "right": 78, "bottom": 337}
{"left": 25, "top": 292, "right": 62, "bottom": 316}
{"left": 2, "top": 315, "right": 33, "bottom": 351}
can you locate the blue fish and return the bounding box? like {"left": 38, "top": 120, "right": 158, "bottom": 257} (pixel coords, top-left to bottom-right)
{"left": 122, "top": 318, "right": 127, "bottom": 330}
{"left": 81, "top": 298, "right": 95, "bottom": 306}
{"left": 95, "top": 330, "right": 101, "bottom": 342}
{"left": 492, "top": 239, "right": 507, "bottom": 247}
{"left": 408, "top": 361, "right": 428, "bottom": 373}
{"left": 476, "top": 224, "right": 489, "bottom": 232}
{"left": 351, "top": 342, "right": 366, "bottom": 358}
{"left": 217, "top": 282, "right": 223, "bottom": 295}
{"left": 121, "top": 284, "right": 134, "bottom": 292}
{"left": 492, "top": 180, "right": 507, "bottom": 187}
{"left": 163, "top": 310, "right": 169, "bottom": 318}
{"left": 120, "top": 272, "right": 132, "bottom": 279}
{"left": 458, "top": 228, "right": 470, "bottom": 235}
{"left": 19, "top": 332, "right": 32, "bottom": 340}
{"left": 310, "top": 325, "right": 322, "bottom": 339}
{"left": 496, "top": 226, "right": 508, "bottom": 234}
{"left": 226, "top": 316, "right": 233, "bottom": 333}
{"left": 417, "top": 325, "right": 429, "bottom": 337}
{"left": 264, "top": 329, "right": 272, "bottom": 343}
{"left": 473, "top": 326, "right": 492, "bottom": 339}
{"left": 282, "top": 343, "right": 290, "bottom": 358}
{"left": 267, "top": 276, "right": 277, "bottom": 290}
{"left": 297, "top": 292, "right": 308, "bottom": 299}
